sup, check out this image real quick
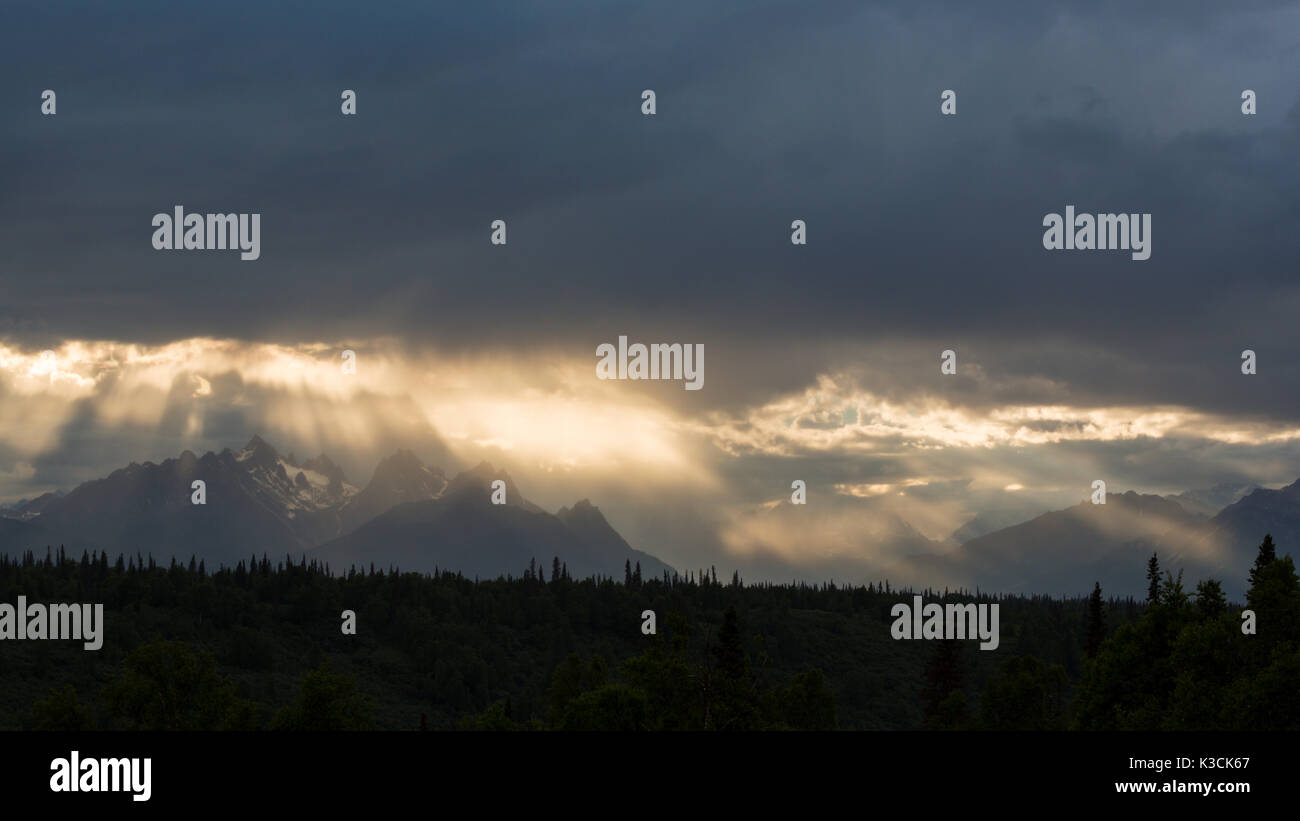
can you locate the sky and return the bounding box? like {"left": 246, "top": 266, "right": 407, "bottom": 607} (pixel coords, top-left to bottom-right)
{"left": 2, "top": 0, "right": 1299, "bottom": 584}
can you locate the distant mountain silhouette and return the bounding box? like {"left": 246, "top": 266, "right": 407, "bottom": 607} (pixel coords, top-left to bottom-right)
{"left": 0, "top": 489, "right": 66, "bottom": 521}
{"left": 0, "top": 437, "right": 674, "bottom": 581}
{"left": 937, "top": 487, "right": 1299, "bottom": 599}
{"left": 0, "top": 437, "right": 355, "bottom": 565}
{"left": 3, "top": 438, "right": 1293, "bottom": 592}
{"left": 337, "top": 449, "right": 446, "bottom": 535}
{"left": 313, "top": 465, "right": 674, "bottom": 580}
{"left": 949, "top": 501, "right": 1052, "bottom": 544}
{"left": 1203, "top": 479, "right": 1300, "bottom": 582}
{"left": 1165, "top": 482, "right": 1257, "bottom": 517}
{"left": 557, "top": 499, "right": 668, "bottom": 572}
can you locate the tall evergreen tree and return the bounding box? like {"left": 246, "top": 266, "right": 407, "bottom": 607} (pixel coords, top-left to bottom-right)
{"left": 1160, "top": 569, "right": 1188, "bottom": 609}
{"left": 624, "top": 559, "right": 632, "bottom": 586}
{"left": 1249, "top": 533, "right": 1277, "bottom": 589}
{"left": 1085, "top": 582, "right": 1105, "bottom": 659}
{"left": 713, "top": 606, "right": 748, "bottom": 682}
{"left": 1194, "top": 578, "right": 1226, "bottom": 617}
{"left": 710, "top": 605, "right": 758, "bottom": 729}
{"left": 1146, "top": 553, "right": 1161, "bottom": 605}
{"left": 922, "top": 639, "right": 966, "bottom": 729}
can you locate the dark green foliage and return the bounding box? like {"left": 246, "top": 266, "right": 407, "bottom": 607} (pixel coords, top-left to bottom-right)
{"left": 767, "top": 668, "right": 837, "bottom": 730}
{"left": 5, "top": 541, "right": 1291, "bottom": 731}
{"left": 1249, "top": 533, "right": 1276, "bottom": 590}
{"left": 708, "top": 605, "right": 760, "bottom": 730}
{"left": 271, "top": 663, "right": 374, "bottom": 730}
{"left": 534, "top": 608, "right": 837, "bottom": 730}
{"left": 101, "top": 640, "right": 254, "bottom": 730}
{"left": 555, "top": 684, "right": 651, "bottom": 731}
{"left": 931, "top": 691, "right": 969, "bottom": 731}
{"left": 1160, "top": 569, "right": 1187, "bottom": 609}
{"left": 1073, "top": 535, "right": 1300, "bottom": 730}
{"left": 922, "top": 640, "right": 967, "bottom": 730}
{"left": 978, "top": 655, "right": 1066, "bottom": 730}
{"left": 32, "top": 684, "right": 94, "bottom": 731}
{"left": 458, "top": 699, "right": 523, "bottom": 730}
{"left": 6, "top": 548, "right": 1093, "bottom": 730}
{"left": 1193, "top": 579, "right": 1226, "bottom": 618}
{"left": 1146, "top": 553, "right": 1161, "bottom": 605}
{"left": 1084, "top": 582, "right": 1105, "bottom": 659}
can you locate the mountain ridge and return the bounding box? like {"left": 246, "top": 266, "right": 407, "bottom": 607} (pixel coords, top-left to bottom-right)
{"left": 0, "top": 436, "right": 673, "bottom": 580}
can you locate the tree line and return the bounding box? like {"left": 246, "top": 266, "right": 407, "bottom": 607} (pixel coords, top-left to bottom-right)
{"left": 1, "top": 536, "right": 1292, "bottom": 730}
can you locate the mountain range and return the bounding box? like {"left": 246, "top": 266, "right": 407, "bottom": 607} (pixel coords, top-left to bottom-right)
{"left": 1, "top": 436, "right": 1295, "bottom": 597}
{"left": 886, "top": 484, "right": 1296, "bottom": 600}
{"left": 0, "top": 436, "right": 672, "bottom": 581}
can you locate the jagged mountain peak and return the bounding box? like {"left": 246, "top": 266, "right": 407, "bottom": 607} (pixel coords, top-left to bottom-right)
{"left": 441, "top": 462, "right": 543, "bottom": 513}
{"left": 371, "top": 449, "right": 438, "bottom": 479}
{"left": 237, "top": 434, "right": 282, "bottom": 469}
{"left": 243, "top": 434, "right": 276, "bottom": 454}
{"left": 336, "top": 449, "right": 448, "bottom": 535}
{"left": 302, "top": 453, "right": 348, "bottom": 487}
{"left": 316, "top": 480, "right": 673, "bottom": 582}
{"left": 359, "top": 449, "right": 445, "bottom": 492}
{"left": 557, "top": 498, "right": 597, "bottom": 518}
{"left": 447, "top": 461, "right": 503, "bottom": 491}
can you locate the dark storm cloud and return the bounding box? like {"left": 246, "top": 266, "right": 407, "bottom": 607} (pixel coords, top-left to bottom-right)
{"left": 2, "top": 0, "right": 1298, "bottom": 421}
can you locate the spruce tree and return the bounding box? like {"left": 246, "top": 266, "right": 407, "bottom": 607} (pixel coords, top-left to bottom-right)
{"left": 922, "top": 639, "right": 965, "bottom": 729}
{"left": 1249, "top": 533, "right": 1277, "bottom": 590}
{"left": 710, "top": 605, "right": 758, "bottom": 729}
{"left": 713, "top": 606, "right": 748, "bottom": 680}
{"left": 1146, "top": 553, "right": 1161, "bottom": 605}
{"left": 1085, "top": 582, "right": 1105, "bottom": 658}
{"left": 1194, "top": 579, "right": 1226, "bottom": 617}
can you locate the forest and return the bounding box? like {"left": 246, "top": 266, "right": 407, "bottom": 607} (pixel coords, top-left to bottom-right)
{"left": 0, "top": 535, "right": 1294, "bottom": 731}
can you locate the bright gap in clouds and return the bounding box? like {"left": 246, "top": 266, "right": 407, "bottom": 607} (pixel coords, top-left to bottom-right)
{"left": 5, "top": 336, "right": 1300, "bottom": 580}
{"left": 0, "top": 338, "right": 703, "bottom": 491}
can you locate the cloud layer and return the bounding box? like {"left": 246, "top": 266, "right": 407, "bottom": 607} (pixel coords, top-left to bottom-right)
{"left": 3, "top": 1, "right": 1299, "bottom": 586}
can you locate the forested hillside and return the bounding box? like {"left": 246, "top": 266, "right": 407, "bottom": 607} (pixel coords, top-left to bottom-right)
{"left": 1, "top": 536, "right": 1293, "bottom": 731}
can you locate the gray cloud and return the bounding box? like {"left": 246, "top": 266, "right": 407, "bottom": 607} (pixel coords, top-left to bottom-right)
{"left": 3, "top": 1, "right": 1299, "bottom": 582}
